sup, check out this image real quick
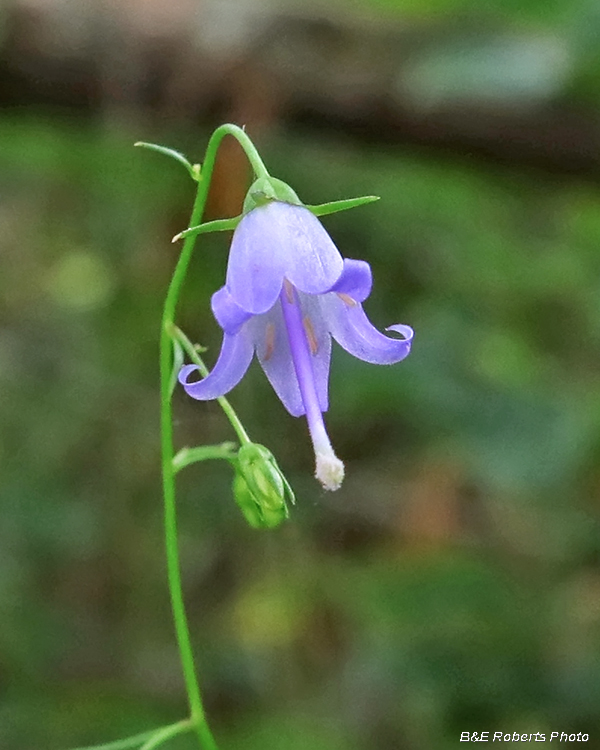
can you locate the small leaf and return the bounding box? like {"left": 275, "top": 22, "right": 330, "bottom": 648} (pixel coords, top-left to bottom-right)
{"left": 306, "top": 195, "right": 380, "bottom": 217}
{"left": 169, "top": 337, "right": 185, "bottom": 396}
{"left": 134, "top": 141, "right": 199, "bottom": 181}
{"left": 172, "top": 216, "right": 241, "bottom": 243}
{"left": 281, "top": 472, "right": 296, "bottom": 506}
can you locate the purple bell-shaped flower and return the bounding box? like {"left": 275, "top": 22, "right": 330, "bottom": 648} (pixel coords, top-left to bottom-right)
{"left": 179, "top": 199, "right": 413, "bottom": 491}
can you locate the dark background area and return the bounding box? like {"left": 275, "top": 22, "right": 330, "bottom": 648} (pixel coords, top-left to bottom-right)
{"left": 2, "top": 0, "right": 600, "bottom": 748}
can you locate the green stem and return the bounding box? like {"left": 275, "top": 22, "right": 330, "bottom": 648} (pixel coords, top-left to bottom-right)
{"left": 171, "top": 325, "right": 251, "bottom": 445}
{"left": 159, "top": 124, "right": 268, "bottom": 749}
{"left": 213, "top": 124, "right": 270, "bottom": 180}
{"left": 68, "top": 724, "right": 180, "bottom": 750}
{"left": 173, "top": 442, "right": 238, "bottom": 473}
{"left": 138, "top": 720, "right": 193, "bottom": 750}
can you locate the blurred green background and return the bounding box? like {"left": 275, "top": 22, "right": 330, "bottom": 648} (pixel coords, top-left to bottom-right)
{"left": 2, "top": 0, "right": 600, "bottom": 748}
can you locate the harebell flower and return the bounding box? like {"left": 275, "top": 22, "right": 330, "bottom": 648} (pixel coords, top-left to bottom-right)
{"left": 179, "top": 176, "right": 413, "bottom": 491}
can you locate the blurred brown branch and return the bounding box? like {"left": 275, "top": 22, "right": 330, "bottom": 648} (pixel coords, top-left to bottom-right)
{"left": 2, "top": 1, "right": 600, "bottom": 180}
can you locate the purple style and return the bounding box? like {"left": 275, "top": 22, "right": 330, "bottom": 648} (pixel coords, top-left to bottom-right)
{"left": 179, "top": 201, "right": 413, "bottom": 490}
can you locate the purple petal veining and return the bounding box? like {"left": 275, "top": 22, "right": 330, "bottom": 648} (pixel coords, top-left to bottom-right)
{"left": 180, "top": 201, "right": 413, "bottom": 490}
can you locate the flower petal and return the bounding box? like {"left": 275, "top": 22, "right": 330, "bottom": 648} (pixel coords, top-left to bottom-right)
{"left": 226, "top": 205, "right": 286, "bottom": 314}
{"left": 211, "top": 286, "right": 252, "bottom": 334}
{"left": 249, "top": 293, "right": 332, "bottom": 417}
{"left": 226, "top": 202, "right": 343, "bottom": 313}
{"left": 178, "top": 330, "right": 254, "bottom": 400}
{"left": 320, "top": 294, "right": 413, "bottom": 364}
{"left": 281, "top": 205, "right": 344, "bottom": 295}
{"left": 298, "top": 292, "right": 332, "bottom": 412}
{"left": 328, "top": 258, "right": 372, "bottom": 301}
{"left": 249, "top": 302, "right": 304, "bottom": 416}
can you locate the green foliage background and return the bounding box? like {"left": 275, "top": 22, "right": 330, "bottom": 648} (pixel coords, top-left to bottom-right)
{"left": 2, "top": 1, "right": 600, "bottom": 748}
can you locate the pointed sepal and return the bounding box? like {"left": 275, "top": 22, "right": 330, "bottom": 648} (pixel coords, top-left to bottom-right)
{"left": 169, "top": 337, "right": 185, "bottom": 396}
{"left": 306, "top": 195, "right": 380, "bottom": 217}
{"left": 172, "top": 216, "right": 242, "bottom": 243}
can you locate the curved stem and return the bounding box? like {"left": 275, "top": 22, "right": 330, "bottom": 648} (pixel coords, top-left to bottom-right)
{"left": 173, "top": 442, "right": 238, "bottom": 474}
{"left": 159, "top": 124, "right": 267, "bottom": 749}
{"left": 171, "top": 325, "right": 251, "bottom": 445}
{"left": 161, "top": 124, "right": 269, "bottom": 331}
{"left": 138, "top": 720, "right": 193, "bottom": 750}
{"left": 213, "top": 123, "right": 270, "bottom": 180}
{"left": 69, "top": 727, "right": 168, "bottom": 750}
{"left": 160, "top": 233, "right": 217, "bottom": 750}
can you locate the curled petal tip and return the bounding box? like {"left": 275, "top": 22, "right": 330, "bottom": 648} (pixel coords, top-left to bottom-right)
{"left": 316, "top": 451, "right": 345, "bottom": 491}
{"left": 177, "top": 332, "right": 254, "bottom": 401}
{"left": 178, "top": 363, "right": 200, "bottom": 385}
{"left": 323, "top": 297, "right": 413, "bottom": 365}
{"left": 386, "top": 324, "right": 414, "bottom": 344}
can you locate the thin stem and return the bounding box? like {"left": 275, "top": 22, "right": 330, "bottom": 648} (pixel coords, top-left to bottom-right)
{"left": 159, "top": 124, "right": 267, "bottom": 749}
{"left": 138, "top": 720, "right": 193, "bottom": 750}
{"left": 173, "top": 442, "right": 238, "bottom": 473}
{"left": 69, "top": 725, "right": 178, "bottom": 750}
{"left": 161, "top": 125, "right": 266, "bottom": 333}
{"left": 171, "top": 325, "right": 251, "bottom": 445}
{"left": 213, "top": 123, "right": 270, "bottom": 180}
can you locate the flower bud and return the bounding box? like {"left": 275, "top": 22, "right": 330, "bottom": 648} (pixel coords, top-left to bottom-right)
{"left": 232, "top": 443, "right": 295, "bottom": 529}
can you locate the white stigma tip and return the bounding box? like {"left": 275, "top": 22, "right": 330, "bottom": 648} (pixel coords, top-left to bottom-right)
{"left": 315, "top": 452, "right": 345, "bottom": 491}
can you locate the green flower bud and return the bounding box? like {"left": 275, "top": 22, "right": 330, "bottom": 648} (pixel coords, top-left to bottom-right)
{"left": 232, "top": 443, "right": 295, "bottom": 529}
{"left": 233, "top": 474, "right": 268, "bottom": 528}
{"left": 233, "top": 474, "right": 286, "bottom": 529}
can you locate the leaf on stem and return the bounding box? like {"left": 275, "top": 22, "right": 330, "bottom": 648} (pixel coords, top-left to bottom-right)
{"left": 134, "top": 141, "right": 200, "bottom": 182}
{"left": 169, "top": 337, "right": 185, "bottom": 396}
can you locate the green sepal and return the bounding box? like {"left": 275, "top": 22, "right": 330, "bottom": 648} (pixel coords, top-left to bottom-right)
{"left": 134, "top": 141, "right": 201, "bottom": 181}
{"left": 241, "top": 177, "right": 378, "bottom": 219}
{"left": 243, "top": 176, "right": 302, "bottom": 214}
{"left": 172, "top": 442, "right": 238, "bottom": 473}
{"left": 172, "top": 216, "right": 241, "bottom": 243}
{"left": 232, "top": 443, "right": 295, "bottom": 529}
{"left": 306, "top": 195, "right": 380, "bottom": 217}
{"left": 169, "top": 337, "right": 185, "bottom": 397}
{"left": 233, "top": 474, "right": 287, "bottom": 529}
